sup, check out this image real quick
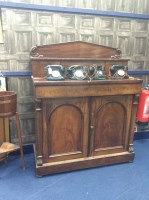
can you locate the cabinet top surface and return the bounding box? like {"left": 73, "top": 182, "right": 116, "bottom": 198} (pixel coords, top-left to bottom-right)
{"left": 32, "top": 77, "right": 142, "bottom": 86}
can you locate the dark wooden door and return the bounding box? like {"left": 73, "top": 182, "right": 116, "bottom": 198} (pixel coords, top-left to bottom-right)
{"left": 42, "top": 97, "right": 89, "bottom": 163}
{"left": 89, "top": 95, "right": 133, "bottom": 156}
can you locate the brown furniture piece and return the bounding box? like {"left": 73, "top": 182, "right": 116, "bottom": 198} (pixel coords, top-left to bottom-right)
{"left": 31, "top": 41, "right": 142, "bottom": 176}
{"left": 0, "top": 91, "right": 25, "bottom": 170}
{"left": 0, "top": 118, "right": 9, "bottom": 161}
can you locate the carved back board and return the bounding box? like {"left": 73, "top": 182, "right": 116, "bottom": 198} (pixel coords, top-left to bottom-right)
{"left": 31, "top": 41, "right": 128, "bottom": 78}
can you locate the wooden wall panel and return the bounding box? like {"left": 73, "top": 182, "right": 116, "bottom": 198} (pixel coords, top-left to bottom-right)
{"left": 7, "top": 77, "right": 35, "bottom": 143}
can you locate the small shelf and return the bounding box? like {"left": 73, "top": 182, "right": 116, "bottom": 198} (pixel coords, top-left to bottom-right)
{"left": 0, "top": 142, "right": 19, "bottom": 154}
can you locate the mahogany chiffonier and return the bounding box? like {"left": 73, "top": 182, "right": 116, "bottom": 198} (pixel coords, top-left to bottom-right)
{"left": 31, "top": 41, "right": 142, "bottom": 176}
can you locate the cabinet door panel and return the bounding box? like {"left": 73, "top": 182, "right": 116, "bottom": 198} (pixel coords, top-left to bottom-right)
{"left": 94, "top": 102, "right": 125, "bottom": 149}
{"left": 49, "top": 105, "right": 82, "bottom": 154}
{"left": 90, "top": 95, "right": 132, "bottom": 156}
{"left": 43, "top": 98, "right": 89, "bottom": 162}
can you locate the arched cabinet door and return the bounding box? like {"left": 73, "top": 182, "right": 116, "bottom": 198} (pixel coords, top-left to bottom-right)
{"left": 42, "top": 97, "right": 89, "bottom": 163}
{"left": 89, "top": 95, "right": 133, "bottom": 156}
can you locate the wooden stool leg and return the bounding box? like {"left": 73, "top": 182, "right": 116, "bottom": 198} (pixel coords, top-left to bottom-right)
{"left": 2, "top": 118, "right": 6, "bottom": 142}
{"left": 15, "top": 112, "right": 25, "bottom": 170}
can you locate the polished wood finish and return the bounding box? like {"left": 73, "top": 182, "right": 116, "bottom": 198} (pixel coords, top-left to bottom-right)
{"left": 31, "top": 41, "right": 126, "bottom": 78}
{"left": 42, "top": 98, "right": 89, "bottom": 163}
{"left": 31, "top": 41, "right": 143, "bottom": 176}
{"left": 0, "top": 91, "right": 25, "bottom": 170}
{"left": 89, "top": 95, "right": 132, "bottom": 156}
{"left": 33, "top": 79, "right": 142, "bottom": 98}
{"left": 30, "top": 41, "right": 122, "bottom": 59}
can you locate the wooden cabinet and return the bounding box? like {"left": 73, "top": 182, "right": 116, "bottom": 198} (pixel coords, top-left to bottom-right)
{"left": 31, "top": 41, "right": 143, "bottom": 176}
